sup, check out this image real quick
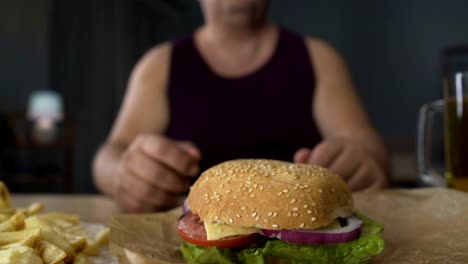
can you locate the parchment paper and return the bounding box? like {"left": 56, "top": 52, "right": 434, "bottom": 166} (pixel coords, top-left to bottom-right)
{"left": 109, "top": 188, "right": 468, "bottom": 264}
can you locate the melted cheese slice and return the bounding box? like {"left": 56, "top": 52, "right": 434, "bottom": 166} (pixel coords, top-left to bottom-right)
{"left": 204, "top": 218, "right": 343, "bottom": 240}
{"left": 204, "top": 222, "right": 259, "bottom": 240}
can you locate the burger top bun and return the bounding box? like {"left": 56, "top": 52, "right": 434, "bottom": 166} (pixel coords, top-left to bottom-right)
{"left": 187, "top": 159, "right": 353, "bottom": 230}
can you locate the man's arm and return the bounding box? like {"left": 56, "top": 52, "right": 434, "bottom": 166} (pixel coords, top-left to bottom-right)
{"left": 295, "top": 38, "right": 389, "bottom": 190}
{"left": 93, "top": 43, "right": 176, "bottom": 201}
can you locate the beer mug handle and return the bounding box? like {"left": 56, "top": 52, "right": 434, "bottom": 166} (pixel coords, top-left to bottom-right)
{"left": 417, "top": 99, "right": 446, "bottom": 187}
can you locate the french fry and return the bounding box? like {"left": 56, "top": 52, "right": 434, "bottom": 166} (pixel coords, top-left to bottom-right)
{"left": 80, "top": 227, "right": 110, "bottom": 256}
{"left": 0, "top": 246, "right": 43, "bottom": 264}
{"left": 39, "top": 213, "right": 80, "bottom": 225}
{"left": 0, "top": 181, "right": 11, "bottom": 209}
{"left": 0, "top": 180, "right": 109, "bottom": 263}
{"left": 36, "top": 240, "right": 67, "bottom": 264}
{"left": 0, "top": 228, "right": 41, "bottom": 246}
{"left": 25, "top": 216, "right": 76, "bottom": 262}
{"left": 72, "top": 253, "right": 88, "bottom": 264}
{"left": 0, "top": 211, "right": 25, "bottom": 232}
{"left": 26, "top": 203, "right": 44, "bottom": 216}
{"left": 0, "top": 228, "right": 40, "bottom": 248}
{"left": 63, "top": 233, "right": 88, "bottom": 253}
{"left": 0, "top": 208, "right": 15, "bottom": 224}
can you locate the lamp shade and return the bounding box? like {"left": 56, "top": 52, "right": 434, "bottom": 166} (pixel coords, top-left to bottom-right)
{"left": 27, "top": 90, "right": 63, "bottom": 121}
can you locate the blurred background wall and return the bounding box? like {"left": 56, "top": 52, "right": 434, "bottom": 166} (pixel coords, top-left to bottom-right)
{"left": 1, "top": 0, "right": 467, "bottom": 192}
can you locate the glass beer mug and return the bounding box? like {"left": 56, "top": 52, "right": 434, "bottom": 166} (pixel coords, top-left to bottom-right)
{"left": 418, "top": 46, "right": 468, "bottom": 192}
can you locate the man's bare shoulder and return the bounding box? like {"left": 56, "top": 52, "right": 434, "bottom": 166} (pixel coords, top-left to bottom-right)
{"left": 128, "top": 42, "right": 173, "bottom": 87}
{"left": 304, "top": 37, "right": 342, "bottom": 61}
{"left": 137, "top": 42, "right": 173, "bottom": 71}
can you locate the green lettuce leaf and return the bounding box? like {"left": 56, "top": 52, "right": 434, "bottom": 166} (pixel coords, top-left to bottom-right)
{"left": 181, "top": 212, "right": 384, "bottom": 264}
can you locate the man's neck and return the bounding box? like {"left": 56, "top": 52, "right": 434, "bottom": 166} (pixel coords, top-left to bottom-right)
{"left": 201, "top": 21, "right": 272, "bottom": 48}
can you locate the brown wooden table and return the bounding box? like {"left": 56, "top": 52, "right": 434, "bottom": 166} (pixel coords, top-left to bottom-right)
{"left": 11, "top": 194, "right": 120, "bottom": 224}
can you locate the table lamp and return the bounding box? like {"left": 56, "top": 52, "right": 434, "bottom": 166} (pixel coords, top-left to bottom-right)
{"left": 27, "top": 90, "right": 63, "bottom": 144}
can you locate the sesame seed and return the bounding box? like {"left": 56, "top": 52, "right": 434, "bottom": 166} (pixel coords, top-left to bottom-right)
{"left": 248, "top": 188, "right": 253, "bottom": 193}
{"left": 277, "top": 192, "right": 283, "bottom": 196}
{"left": 233, "top": 195, "right": 238, "bottom": 199}
{"left": 264, "top": 219, "right": 269, "bottom": 223}
{"left": 272, "top": 212, "right": 278, "bottom": 217}
{"left": 283, "top": 189, "right": 289, "bottom": 193}
{"left": 304, "top": 184, "right": 309, "bottom": 188}
{"left": 229, "top": 218, "right": 234, "bottom": 224}
{"left": 291, "top": 199, "right": 296, "bottom": 204}
{"left": 250, "top": 193, "right": 255, "bottom": 198}
{"left": 312, "top": 217, "right": 317, "bottom": 222}
{"left": 287, "top": 212, "right": 292, "bottom": 217}
{"left": 259, "top": 185, "right": 264, "bottom": 190}
{"left": 252, "top": 212, "right": 257, "bottom": 217}
{"left": 293, "top": 186, "right": 298, "bottom": 190}
{"left": 292, "top": 213, "right": 298, "bottom": 217}
{"left": 241, "top": 206, "right": 246, "bottom": 211}
{"left": 255, "top": 216, "right": 260, "bottom": 221}
{"left": 254, "top": 184, "right": 258, "bottom": 188}
{"left": 292, "top": 207, "right": 299, "bottom": 211}
{"left": 215, "top": 216, "right": 219, "bottom": 221}
{"left": 295, "top": 183, "right": 300, "bottom": 186}
{"left": 226, "top": 190, "right": 231, "bottom": 193}
{"left": 303, "top": 204, "right": 308, "bottom": 209}
{"left": 307, "top": 210, "right": 312, "bottom": 214}
{"left": 300, "top": 223, "right": 305, "bottom": 228}
{"left": 236, "top": 214, "right": 241, "bottom": 218}
{"left": 267, "top": 212, "right": 273, "bottom": 217}
{"left": 272, "top": 224, "right": 279, "bottom": 228}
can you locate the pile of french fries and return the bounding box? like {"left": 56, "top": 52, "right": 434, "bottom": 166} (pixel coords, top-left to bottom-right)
{"left": 0, "top": 181, "right": 110, "bottom": 264}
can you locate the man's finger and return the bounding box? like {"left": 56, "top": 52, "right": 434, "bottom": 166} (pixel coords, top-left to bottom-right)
{"left": 120, "top": 169, "right": 180, "bottom": 207}
{"left": 117, "top": 186, "right": 153, "bottom": 213}
{"left": 138, "top": 135, "right": 200, "bottom": 176}
{"left": 293, "top": 148, "right": 311, "bottom": 163}
{"left": 124, "top": 150, "right": 191, "bottom": 193}
{"left": 347, "top": 162, "right": 374, "bottom": 191}
{"left": 177, "top": 141, "right": 202, "bottom": 160}
{"left": 308, "top": 140, "right": 343, "bottom": 167}
{"left": 328, "top": 147, "right": 360, "bottom": 180}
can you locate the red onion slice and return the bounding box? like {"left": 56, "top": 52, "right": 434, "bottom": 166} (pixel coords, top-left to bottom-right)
{"left": 183, "top": 198, "right": 191, "bottom": 214}
{"left": 260, "top": 215, "right": 363, "bottom": 245}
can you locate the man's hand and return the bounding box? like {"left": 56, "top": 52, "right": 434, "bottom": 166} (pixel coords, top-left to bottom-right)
{"left": 294, "top": 138, "right": 387, "bottom": 191}
{"left": 115, "top": 134, "right": 201, "bottom": 212}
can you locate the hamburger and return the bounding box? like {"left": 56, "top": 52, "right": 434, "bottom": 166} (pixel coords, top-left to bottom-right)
{"left": 178, "top": 159, "right": 384, "bottom": 263}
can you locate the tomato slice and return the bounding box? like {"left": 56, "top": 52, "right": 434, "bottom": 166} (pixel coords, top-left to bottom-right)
{"left": 177, "top": 213, "right": 260, "bottom": 249}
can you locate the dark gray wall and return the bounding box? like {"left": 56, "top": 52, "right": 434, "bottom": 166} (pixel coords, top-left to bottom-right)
{"left": 270, "top": 0, "right": 468, "bottom": 139}
{"left": 0, "top": 0, "right": 50, "bottom": 111}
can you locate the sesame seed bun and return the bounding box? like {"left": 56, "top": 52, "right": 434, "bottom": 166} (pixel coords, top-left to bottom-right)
{"left": 187, "top": 159, "right": 353, "bottom": 230}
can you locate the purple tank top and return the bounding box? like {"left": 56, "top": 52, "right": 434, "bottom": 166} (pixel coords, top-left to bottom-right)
{"left": 166, "top": 28, "right": 322, "bottom": 172}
